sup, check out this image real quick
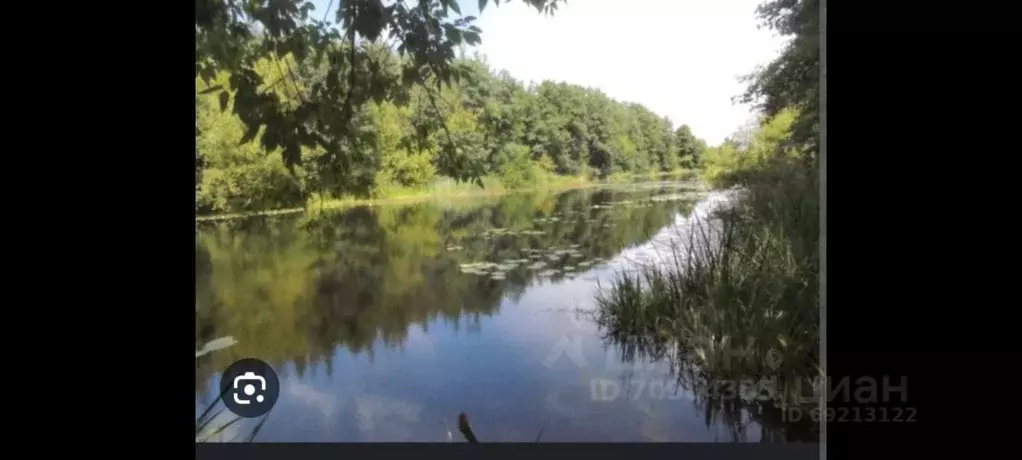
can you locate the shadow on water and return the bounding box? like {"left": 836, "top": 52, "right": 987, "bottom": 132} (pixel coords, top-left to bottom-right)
{"left": 194, "top": 182, "right": 810, "bottom": 442}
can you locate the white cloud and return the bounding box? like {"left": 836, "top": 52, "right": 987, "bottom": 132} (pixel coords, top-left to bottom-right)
{"left": 473, "top": 0, "right": 787, "bottom": 145}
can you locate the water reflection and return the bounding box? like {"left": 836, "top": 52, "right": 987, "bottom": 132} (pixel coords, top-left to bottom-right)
{"left": 195, "top": 183, "right": 809, "bottom": 442}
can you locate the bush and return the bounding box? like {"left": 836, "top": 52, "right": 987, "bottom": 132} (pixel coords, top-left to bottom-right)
{"left": 497, "top": 143, "right": 546, "bottom": 189}
{"left": 197, "top": 158, "right": 304, "bottom": 214}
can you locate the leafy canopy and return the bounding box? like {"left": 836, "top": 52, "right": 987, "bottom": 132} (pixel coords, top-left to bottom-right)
{"left": 737, "top": 0, "right": 819, "bottom": 157}
{"left": 195, "top": 0, "right": 564, "bottom": 183}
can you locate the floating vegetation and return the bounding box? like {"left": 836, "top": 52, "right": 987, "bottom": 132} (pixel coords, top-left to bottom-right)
{"left": 458, "top": 262, "right": 495, "bottom": 275}
{"left": 451, "top": 218, "right": 643, "bottom": 283}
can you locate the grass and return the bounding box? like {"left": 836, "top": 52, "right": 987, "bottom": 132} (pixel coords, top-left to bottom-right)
{"left": 305, "top": 174, "right": 591, "bottom": 211}
{"left": 594, "top": 157, "right": 820, "bottom": 440}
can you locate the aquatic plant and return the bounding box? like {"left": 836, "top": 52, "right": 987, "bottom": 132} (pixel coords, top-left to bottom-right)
{"left": 595, "top": 159, "right": 820, "bottom": 441}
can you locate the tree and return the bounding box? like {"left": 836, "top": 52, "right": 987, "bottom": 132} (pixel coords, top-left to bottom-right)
{"left": 196, "top": 0, "right": 564, "bottom": 185}
{"left": 674, "top": 124, "right": 705, "bottom": 167}
{"left": 737, "top": 0, "right": 820, "bottom": 158}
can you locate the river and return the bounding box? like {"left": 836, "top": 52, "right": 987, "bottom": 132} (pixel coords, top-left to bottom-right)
{"left": 195, "top": 181, "right": 800, "bottom": 442}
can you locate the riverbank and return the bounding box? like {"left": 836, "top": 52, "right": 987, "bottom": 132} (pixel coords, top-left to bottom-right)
{"left": 595, "top": 157, "right": 819, "bottom": 424}
{"left": 195, "top": 170, "right": 697, "bottom": 222}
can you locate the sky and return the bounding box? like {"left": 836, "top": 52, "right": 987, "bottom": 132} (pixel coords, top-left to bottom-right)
{"left": 311, "top": 0, "right": 787, "bottom": 146}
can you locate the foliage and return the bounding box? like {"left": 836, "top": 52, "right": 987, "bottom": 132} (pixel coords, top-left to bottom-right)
{"left": 196, "top": 0, "right": 565, "bottom": 187}
{"left": 738, "top": 0, "right": 820, "bottom": 157}
{"left": 594, "top": 159, "right": 819, "bottom": 443}
{"left": 699, "top": 107, "right": 799, "bottom": 185}
{"left": 196, "top": 52, "right": 709, "bottom": 215}
{"left": 673, "top": 124, "right": 705, "bottom": 168}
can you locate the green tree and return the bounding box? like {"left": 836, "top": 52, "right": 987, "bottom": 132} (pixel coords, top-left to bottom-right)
{"left": 738, "top": 0, "right": 820, "bottom": 158}
{"left": 674, "top": 124, "right": 704, "bottom": 168}
{"left": 194, "top": 3, "right": 723, "bottom": 215}
{"left": 196, "top": 0, "right": 564, "bottom": 183}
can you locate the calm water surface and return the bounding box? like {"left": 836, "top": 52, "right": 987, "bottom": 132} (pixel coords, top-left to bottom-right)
{"left": 195, "top": 182, "right": 780, "bottom": 442}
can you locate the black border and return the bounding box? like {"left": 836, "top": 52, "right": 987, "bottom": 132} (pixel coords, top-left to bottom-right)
{"left": 58, "top": 0, "right": 1004, "bottom": 455}
{"left": 46, "top": 0, "right": 196, "bottom": 454}
{"left": 825, "top": 0, "right": 1001, "bottom": 454}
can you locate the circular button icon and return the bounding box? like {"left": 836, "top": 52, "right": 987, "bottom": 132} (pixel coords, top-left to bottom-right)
{"left": 220, "top": 358, "right": 280, "bottom": 418}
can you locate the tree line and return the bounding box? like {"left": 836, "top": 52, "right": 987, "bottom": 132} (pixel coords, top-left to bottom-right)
{"left": 196, "top": 1, "right": 708, "bottom": 215}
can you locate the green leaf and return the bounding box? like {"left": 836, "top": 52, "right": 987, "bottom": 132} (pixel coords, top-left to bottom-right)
{"left": 479, "top": 0, "right": 488, "bottom": 13}
{"left": 450, "top": 1, "right": 461, "bottom": 15}
{"left": 199, "top": 85, "right": 223, "bottom": 95}
{"left": 448, "top": 27, "right": 462, "bottom": 44}
{"left": 218, "top": 91, "right": 229, "bottom": 112}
